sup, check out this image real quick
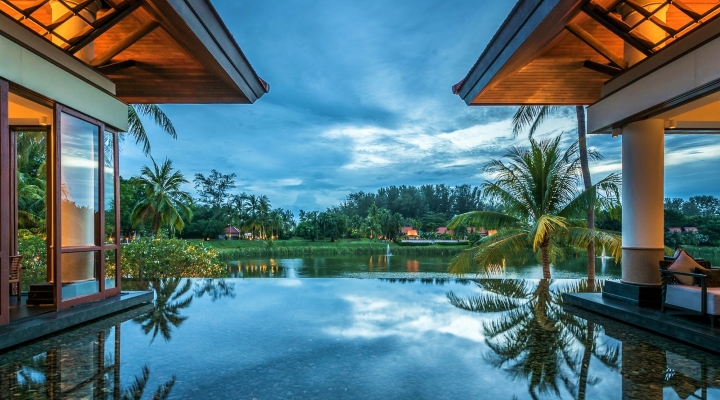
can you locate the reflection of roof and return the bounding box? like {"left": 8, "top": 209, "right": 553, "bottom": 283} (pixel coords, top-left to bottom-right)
{"left": 0, "top": 0, "right": 268, "bottom": 104}
{"left": 454, "top": 0, "right": 720, "bottom": 106}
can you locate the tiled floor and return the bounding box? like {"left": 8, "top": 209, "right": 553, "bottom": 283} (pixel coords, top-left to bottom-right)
{"left": 564, "top": 292, "right": 720, "bottom": 354}
{"left": 8, "top": 295, "right": 54, "bottom": 322}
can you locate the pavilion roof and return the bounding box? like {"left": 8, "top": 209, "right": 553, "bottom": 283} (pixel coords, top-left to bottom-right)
{"left": 454, "top": 0, "right": 720, "bottom": 106}
{"left": 0, "top": 0, "right": 268, "bottom": 103}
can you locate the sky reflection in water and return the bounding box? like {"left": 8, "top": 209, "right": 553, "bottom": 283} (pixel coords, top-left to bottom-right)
{"left": 2, "top": 278, "right": 720, "bottom": 399}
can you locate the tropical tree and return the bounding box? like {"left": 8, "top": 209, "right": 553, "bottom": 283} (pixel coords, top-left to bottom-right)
{"left": 126, "top": 104, "right": 177, "bottom": 156}
{"left": 512, "top": 106, "right": 598, "bottom": 283}
{"left": 131, "top": 157, "right": 193, "bottom": 235}
{"left": 448, "top": 135, "right": 621, "bottom": 279}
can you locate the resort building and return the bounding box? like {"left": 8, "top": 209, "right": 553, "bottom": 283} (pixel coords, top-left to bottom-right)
{"left": 454, "top": 0, "right": 720, "bottom": 306}
{"left": 0, "top": 0, "right": 266, "bottom": 332}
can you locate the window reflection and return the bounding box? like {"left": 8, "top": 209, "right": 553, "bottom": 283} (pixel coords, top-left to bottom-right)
{"left": 60, "top": 112, "right": 98, "bottom": 247}
{"left": 104, "top": 131, "right": 116, "bottom": 245}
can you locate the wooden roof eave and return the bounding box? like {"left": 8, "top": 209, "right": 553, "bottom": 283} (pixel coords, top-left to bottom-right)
{"left": 144, "top": 0, "right": 268, "bottom": 104}
{"left": 456, "top": 0, "right": 581, "bottom": 105}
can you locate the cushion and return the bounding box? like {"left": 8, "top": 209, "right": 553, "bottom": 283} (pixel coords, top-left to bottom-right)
{"left": 694, "top": 267, "right": 720, "bottom": 287}
{"left": 667, "top": 250, "right": 703, "bottom": 285}
{"left": 665, "top": 285, "right": 720, "bottom": 315}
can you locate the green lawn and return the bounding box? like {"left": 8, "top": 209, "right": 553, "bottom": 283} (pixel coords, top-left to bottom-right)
{"left": 187, "top": 238, "right": 389, "bottom": 249}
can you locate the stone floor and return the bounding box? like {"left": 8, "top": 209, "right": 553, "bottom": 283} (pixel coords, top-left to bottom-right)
{"left": 0, "top": 290, "right": 153, "bottom": 351}
{"left": 564, "top": 292, "right": 720, "bottom": 354}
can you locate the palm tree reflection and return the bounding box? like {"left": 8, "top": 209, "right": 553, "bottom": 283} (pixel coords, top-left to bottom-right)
{"left": 121, "top": 364, "right": 176, "bottom": 400}
{"left": 194, "top": 278, "right": 236, "bottom": 301}
{"left": 133, "top": 278, "right": 193, "bottom": 343}
{"left": 134, "top": 278, "right": 237, "bottom": 343}
{"left": 447, "top": 279, "right": 620, "bottom": 399}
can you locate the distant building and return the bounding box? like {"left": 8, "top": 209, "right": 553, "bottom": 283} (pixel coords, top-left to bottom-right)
{"left": 225, "top": 226, "right": 241, "bottom": 239}
{"left": 436, "top": 227, "right": 455, "bottom": 236}
{"left": 684, "top": 227, "right": 699, "bottom": 233}
{"left": 668, "top": 227, "right": 682, "bottom": 233}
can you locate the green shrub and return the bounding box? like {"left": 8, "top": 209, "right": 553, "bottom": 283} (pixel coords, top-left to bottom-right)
{"left": 121, "top": 237, "right": 228, "bottom": 279}
{"left": 17, "top": 230, "right": 48, "bottom": 288}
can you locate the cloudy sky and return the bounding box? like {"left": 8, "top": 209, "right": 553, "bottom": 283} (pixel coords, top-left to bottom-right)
{"left": 119, "top": 0, "right": 720, "bottom": 215}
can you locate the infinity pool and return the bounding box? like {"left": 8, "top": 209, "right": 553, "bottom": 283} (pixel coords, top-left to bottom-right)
{"left": 2, "top": 278, "right": 719, "bottom": 399}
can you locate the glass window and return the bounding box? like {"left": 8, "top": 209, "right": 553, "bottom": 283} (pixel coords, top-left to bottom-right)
{"left": 61, "top": 251, "right": 99, "bottom": 300}
{"left": 104, "top": 131, "right": 116, "bottom": 245}
{"left": 60, "top": 113, "right": 99, "bottom": 247}
{"left": 105, "top": 249, "right": 116, "bottom": 289}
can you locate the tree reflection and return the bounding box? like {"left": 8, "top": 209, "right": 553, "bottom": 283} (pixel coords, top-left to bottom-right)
{"left": 134, "top": 278, "right": 238, "bottom": 343}
{"left": 121, "top": 364, "right": 176, "bottom": 400}
{"left": 447, "top": 279, "right": 620, "bottom": 399}
{"left": 194, "top": 278, "right": 236, "bottom": 301}
{"left": 133, "top": 278, "right": 193, "bottom": 343}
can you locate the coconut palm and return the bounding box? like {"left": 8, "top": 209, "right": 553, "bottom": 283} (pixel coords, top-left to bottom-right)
{"left": 131, "top": 157, "right": 193, "bottom": 235}
{"left": 126, "top": 104, "right": 177, "bottom": 156}
{"left": 121, "top": 364, "right": 176, "bottom": 400}
{"left": 448, "top": 135, "right": 621, "bottom": 279}
{"left": 513, "top": 106, "right": 598, "bottom": 284}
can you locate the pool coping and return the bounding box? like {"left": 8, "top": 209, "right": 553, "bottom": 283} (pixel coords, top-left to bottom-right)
{"left": 563, "top": 292, "right": 720, "bottom": 354}
{"left": 0, "top": 291, "right": 153, "bottom": 351}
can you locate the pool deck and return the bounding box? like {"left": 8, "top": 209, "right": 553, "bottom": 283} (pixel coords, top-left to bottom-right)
{"left": 563, "top": 292, "right": 720, "bottom": 354}
{"left": 0, "top": 291, "right": 153, "bottom": 352}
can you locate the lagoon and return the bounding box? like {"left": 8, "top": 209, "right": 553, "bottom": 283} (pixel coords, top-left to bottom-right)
{"left": 226, "top": 253, "right": 624, "bottom": 279}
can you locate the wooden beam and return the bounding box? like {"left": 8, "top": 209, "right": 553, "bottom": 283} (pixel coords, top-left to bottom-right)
{"left": 70, "top": 0, "right": 144, "bottom": 55}
{"left": 89, "top": 20, "right": 159, "bottom": 67}
{"left": 566, "top": 23, "right": 627, "bottom": 69}
{"left": 583, "top": 60, "right": 622, "bottom": 76}
{"left": 581, "top": 2, "right": 654, "bottom": 57}
{"left": 97, "top": 60, "right": 136, "bottom": 73}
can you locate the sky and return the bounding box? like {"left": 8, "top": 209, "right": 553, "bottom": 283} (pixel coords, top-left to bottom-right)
{"left": 119, "top": 0, "right": 720, "bottom": 215}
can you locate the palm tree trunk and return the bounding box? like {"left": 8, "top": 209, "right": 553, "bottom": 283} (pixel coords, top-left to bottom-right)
{"left": 541, "top": 244, "right": 551, "bottom": 279}
{"left": 576, "top": 105, "right": 595, "bottom": 290}
{"left": 577, "top": 321, "right": 595, "bottom": 400}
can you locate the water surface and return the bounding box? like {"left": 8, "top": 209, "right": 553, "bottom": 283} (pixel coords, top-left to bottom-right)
{"left": 227, "top": 253, "right": 622, "bottom": 279}
{"left": 2, "top": 278, "right": 718, "bottom": 399}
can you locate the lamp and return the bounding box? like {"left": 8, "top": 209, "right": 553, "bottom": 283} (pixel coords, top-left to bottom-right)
{"left": 39, "top": 116, "right": 48, "bottom": 125}
{"left": 611, "top": 127, "right": 622, "bottom": 138}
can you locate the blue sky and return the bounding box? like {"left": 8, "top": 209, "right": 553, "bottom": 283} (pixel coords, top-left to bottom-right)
{"left": 119, "top": 0, "right": 720, "bottom": 215}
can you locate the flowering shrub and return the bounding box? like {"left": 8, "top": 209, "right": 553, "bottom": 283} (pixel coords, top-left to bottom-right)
{"left": 121, "top": 237, "right": 228, "bottom": 279}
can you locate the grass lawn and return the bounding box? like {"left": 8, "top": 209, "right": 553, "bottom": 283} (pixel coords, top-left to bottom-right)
{"left": 187, "top": 238, "right": 390, "bottom": 249}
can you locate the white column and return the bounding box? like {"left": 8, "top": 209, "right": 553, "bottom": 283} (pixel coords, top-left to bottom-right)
{"left": 50, "top": 0, "right": 101, "bottom": 63}
{"left": 621, "top": 119, "right": 665, "bottom": 285}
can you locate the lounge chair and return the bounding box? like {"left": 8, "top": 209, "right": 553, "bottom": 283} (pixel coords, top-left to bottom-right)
{"left": 660, "top": 250, "right": 720, "bottom": 327}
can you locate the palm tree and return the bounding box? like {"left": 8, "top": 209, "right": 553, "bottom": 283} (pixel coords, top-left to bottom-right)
{"left": 448, "top": 135, "right": 621, "bottom": 279}
{"left": 512, "top": 106, "right": 598, "bottom": 284}
{"left": 131, "top": 157, "right": 193, "bottom": 235}
{"left": 126, "top": 104, "right": 177, "bottom": 156}
{"left": 121, "top": 364, "right": 177, "bottom": 400}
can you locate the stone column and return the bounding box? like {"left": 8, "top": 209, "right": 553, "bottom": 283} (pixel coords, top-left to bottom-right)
{"left": 621, "top": 119, "right": 665, "bottom": 285}
{"left": 50, "top": 0, "right": 101, "bottom": 63}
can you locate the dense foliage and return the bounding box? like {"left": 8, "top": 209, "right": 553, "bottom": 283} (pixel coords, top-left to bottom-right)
{"left": 121, "top": 237, "right": 228, "bottom": 279}
{"left": 664, "top": 196, "right": 720, "bottom": 246}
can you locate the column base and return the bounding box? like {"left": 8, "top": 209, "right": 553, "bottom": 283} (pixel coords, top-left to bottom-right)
{"left": 603, "top": 280, "right": 662, "bottom": 308}
{"left": 621, "top": 247, "right": 664, "bottom": 285}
